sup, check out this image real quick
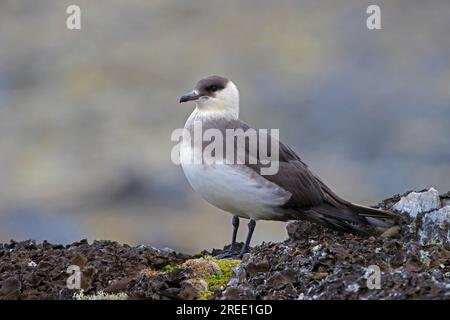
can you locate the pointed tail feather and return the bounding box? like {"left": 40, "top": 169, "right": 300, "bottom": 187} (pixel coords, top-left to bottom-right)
{"left": 347, "top": 203, "right": 399, "bottom": 228}
{"left": 300, "top": 202, "right": 399, "bottom": 236}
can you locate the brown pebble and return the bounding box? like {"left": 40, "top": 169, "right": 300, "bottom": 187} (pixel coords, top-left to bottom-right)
{"left": 380, "top": 226, "right": 400, "bottom": 238}
{"left": 0, "top": 277, "right": 21, "bottom": 299}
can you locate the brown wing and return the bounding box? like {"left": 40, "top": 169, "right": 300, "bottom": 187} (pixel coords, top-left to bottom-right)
{"left": 225, "top": 119, "right": 330, "bottom": 207}
{"left": 225, "top": 119, "right": 395, "bottom": 232}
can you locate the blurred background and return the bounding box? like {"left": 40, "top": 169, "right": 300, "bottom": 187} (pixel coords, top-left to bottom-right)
{"left": 0, "top": 0, "right": 449, "bottom": 253}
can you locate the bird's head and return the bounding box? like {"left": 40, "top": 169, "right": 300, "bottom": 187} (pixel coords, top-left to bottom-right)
{"left": 179, "top": 75, "right": 239, "bottom": 118}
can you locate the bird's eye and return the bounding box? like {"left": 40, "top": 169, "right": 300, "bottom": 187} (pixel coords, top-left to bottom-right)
{"left": 209, "top": 85, "right": 218, "bottom": 92}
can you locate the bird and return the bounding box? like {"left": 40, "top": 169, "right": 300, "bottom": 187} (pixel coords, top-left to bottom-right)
{"left": 179, "top": 75, "right": 397, "bottom": 258}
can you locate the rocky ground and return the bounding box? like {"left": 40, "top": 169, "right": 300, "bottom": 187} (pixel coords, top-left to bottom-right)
{"left": 0, "top": 188, "right": 449, "bottom": 300}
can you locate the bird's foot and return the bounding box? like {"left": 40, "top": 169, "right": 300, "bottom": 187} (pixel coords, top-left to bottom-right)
{"left": 214, "top": 247, "right": 251, "bottom": 259}
{"left": 213, "top": 249, "right": 241, "bottom": 260}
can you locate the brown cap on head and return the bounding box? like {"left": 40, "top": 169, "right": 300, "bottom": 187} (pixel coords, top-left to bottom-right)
{"left": 195, "top": 75, "right": 229, "bottom": 95}
{"left": 180, "top": 75, "right": 229, "bottom": 103}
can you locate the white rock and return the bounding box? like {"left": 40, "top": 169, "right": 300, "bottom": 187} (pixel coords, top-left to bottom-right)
{"left": 419, "top": 250, "right": 431, "bottom": 266}
{"left": 346, "top": 283, "right": 360, "bottom": 293}
{"left": 419, "top": 205, "right": 450, "bottom": 245}
{"left": 393, "top": 188, "right": 441, "bottom": 218}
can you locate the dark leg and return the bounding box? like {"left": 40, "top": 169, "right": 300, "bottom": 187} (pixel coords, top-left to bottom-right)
{"left": 230, "top": 215, "right": 240, "bottom": 252}
{"left": 239, "top": 219, "right": 256, "bottom": 257}
{"left": 214, "top": 215, "right": 240, "bottom": 259}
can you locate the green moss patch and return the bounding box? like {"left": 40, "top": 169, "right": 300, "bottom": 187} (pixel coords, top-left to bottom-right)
{"left": 197, "top": 257, "right": 241, "bottom": 300}
{"left": 162, "top": 264, "right": 175, "bottom": 272}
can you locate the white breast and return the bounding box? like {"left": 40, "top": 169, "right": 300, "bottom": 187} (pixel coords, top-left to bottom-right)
{"left": 180, "top": 141, "right": 291, "bottom": 220}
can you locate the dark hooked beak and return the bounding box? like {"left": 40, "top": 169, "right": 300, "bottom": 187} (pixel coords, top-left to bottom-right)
{"left": 179, "top": 90, "right": 200, "bottom": 103}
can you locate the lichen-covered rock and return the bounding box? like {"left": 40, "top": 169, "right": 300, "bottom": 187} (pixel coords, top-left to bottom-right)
{"left": 393, "top": 188, "right": 441, "bottom": 218}
{"left": 181, "top": 258, "right": 221, "bottom": 277}
{"left": 220, "top": 190, "right": 450, "bottom": 300}
{"left": 127, "top": 267, "right": 194, "bottom": 299}
{"left": 386, "top": 188, "right": 450, "bottom": 245}
{"left": 220, "top": 221, "right": 450, "bottom": 300}
{"left": 419, "top": 206, "right": 450, "bottom": 245}
{"left": 0, "top": 239, "right": 189, "bottom": 300}
{"left": 1, "top": 189, "right": 450, "bottom": 300}
{"left": 73, "top": 290, "right": 129, "bottom": 300}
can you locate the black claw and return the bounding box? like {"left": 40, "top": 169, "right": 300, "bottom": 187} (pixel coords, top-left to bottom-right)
{"left": 215, "top": 217, "right": 255, "bottom": 260}
{"left": 214, "top": 250, "right": 240, "bottom": 260}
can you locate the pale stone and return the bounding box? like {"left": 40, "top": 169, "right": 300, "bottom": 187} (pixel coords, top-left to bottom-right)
{"left": 419, "top": 206, "right": 450, "bottom": 245}
{"left": 393, "top": 188, "right": 441, "bottom": 218}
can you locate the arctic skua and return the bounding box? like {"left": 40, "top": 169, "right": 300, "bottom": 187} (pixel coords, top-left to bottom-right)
{"left": 179, "top": 75, "right": 397, "bottom": 258}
